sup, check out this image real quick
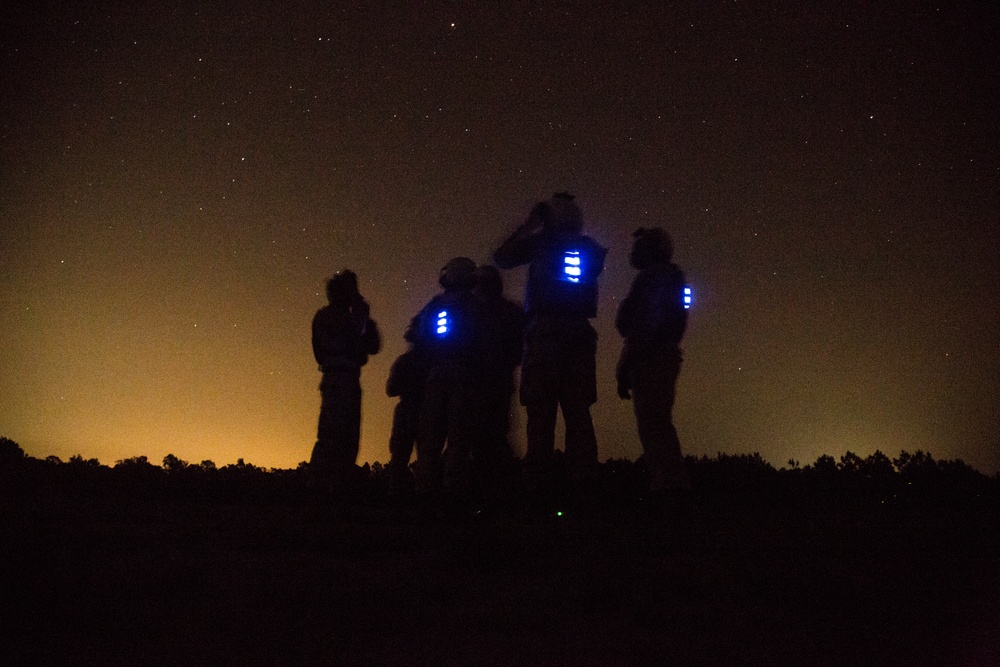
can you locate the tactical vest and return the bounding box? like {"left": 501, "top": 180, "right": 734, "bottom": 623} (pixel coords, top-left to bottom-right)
{"left": 530, "top": 239, "right": 604, "bottom": 318}
{"left": 422, "top": 295, "right": 478, "bottom": 364}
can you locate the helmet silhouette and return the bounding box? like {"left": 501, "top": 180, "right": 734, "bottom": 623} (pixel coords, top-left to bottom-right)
{"left": 438, "top": 257, "right": 477, "bottom": 291}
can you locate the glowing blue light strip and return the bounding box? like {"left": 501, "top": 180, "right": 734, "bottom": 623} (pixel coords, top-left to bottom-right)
{"left": 683, "top": 286, "right": 693, "bottom": 309}
{"left": 564, "top": 251, "right": 581, "bottom": 283}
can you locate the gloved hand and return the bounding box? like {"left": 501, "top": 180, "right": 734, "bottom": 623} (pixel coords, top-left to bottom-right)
{"left": 352, "top": 296, "right": 370, "bottom": 322}
{"left": 617, "top": 380, "right": 631, "bottom": 400}
{"left": 351, "top": 297, "right": 371, "bottom": 334}
{"left": 523, "top": 201, "right": 550, "bottom": 231}
{"left": 615, "top": 355, "right": 632, "bottom": 400}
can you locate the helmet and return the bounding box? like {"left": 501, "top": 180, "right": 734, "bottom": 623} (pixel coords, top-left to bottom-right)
{"left": 545, "top": 192, "right": 583, "bottom": 233}
{"left": 438, "top": 257, "right": 477, "bottom": 291}
{"left": 630, "top": 227, "right": 673, "bottom": 269}
{"left": 474, "top": 264, "right": 503, "bottom": 299}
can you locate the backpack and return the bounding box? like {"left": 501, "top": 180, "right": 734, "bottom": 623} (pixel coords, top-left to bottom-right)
{"left": 651, "top": 271, "right": 690, "bottom": 344}
{"left": 421, "top": 294, "right": 479, "bottom": 362}
{"left": 531, "top": 237, "right": 606, "bottom": 318}
{"left": 432, "top": 308, "right": 457, "bottom": 340}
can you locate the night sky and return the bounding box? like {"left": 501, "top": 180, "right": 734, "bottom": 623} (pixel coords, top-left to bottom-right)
{"left": 2, "top": 2, "right": 997, "bottom": 473}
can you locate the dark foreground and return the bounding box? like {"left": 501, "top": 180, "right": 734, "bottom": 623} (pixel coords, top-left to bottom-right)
{"left": 3, "top": 482, "right": 999, "bottom": 667}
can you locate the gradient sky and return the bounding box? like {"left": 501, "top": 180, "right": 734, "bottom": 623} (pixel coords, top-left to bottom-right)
{"left": 2, "top": 1, "right": 998, "bottom": 473}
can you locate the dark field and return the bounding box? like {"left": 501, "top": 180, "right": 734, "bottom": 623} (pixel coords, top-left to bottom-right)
{"left": 2, "top": 451, "right": 999, "bottom": 666}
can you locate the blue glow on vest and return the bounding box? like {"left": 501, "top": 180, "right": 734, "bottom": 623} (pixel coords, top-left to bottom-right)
{"left": 563, "top": 250, "right": 582, "bottom": 283}
{"left": 683, "top": 286, "right": 693, "bottom": 309}
{"left": 436, "top": 310, "right": 450, "bottom": 336}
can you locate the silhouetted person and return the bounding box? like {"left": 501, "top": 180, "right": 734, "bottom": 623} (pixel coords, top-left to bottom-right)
{"left": 472, "top": 264, "right": 525, "bottom": 504}
{"left": 410, "top": 257, "right": 485, "bottom": 508}
{"left": 385, "top": 330, "right": 431, "bottom": 498}
{"left": 615, "top": 228, "right": 692, "bottom": 493}
{"left": 310, "top": 269, "right": 381, "bottom": 498}
{"left": 494, "top": 193, "right": 607, "bottom": 501}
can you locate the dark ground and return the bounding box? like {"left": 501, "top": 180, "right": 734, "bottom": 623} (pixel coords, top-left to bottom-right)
{"left": 2, "top": 447, "right": 999, "bottom": 666}
{"left": 3, "top": 489, "right": 999, "bottom": 666}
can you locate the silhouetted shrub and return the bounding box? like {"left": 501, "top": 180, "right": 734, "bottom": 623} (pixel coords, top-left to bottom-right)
{"left": 686, "top": 452, "right": 780, "bottom": 503}
{"left": 0, "top": 436, "right": 26, "bottom": 466}
{"left": 0, "top": 437, "right": 30, "bottom": 497}
{"left": 162, "top": 453, "right": 189, "bottom": 472}
{"left": 3, "top": 434, "right": 997, "bottom": 511}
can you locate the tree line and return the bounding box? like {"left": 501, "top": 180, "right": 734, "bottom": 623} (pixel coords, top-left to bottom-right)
{"left": 1, "top": 435, "right": 996, "bottom": 508}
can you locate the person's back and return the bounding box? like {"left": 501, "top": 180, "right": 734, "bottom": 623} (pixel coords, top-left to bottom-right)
{"left": 386, "top": 347, "right": 431, "bottom": 402}
{"left": 385, "top": 345, "right": 431, "bottom": 497}
{"left": 615, "top": 262, "right": 688, "bottom": 355}
{"left": 615, "top": 228, "right": 691, "bottom": 494}
{"left": 474, "top": 265, "right": 524, "bottom": 382}
{"left": 494, "top": 198, "right": 606, "bottom": 321}
{"left": 493, "top": 193, "right": 607, "bottom": 504}
{"left": 413, "top": 289, "right": 483, "bottom": 368}
{"left": 473, "top": 264, "right": 525, "bottom": 505}
{"left": 411, "top": 257, "right": 485, "bottom": 506}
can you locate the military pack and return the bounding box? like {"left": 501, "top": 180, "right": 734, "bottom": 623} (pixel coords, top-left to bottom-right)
{"left": 531, "top": 237, "right": 606, "bottom": 318}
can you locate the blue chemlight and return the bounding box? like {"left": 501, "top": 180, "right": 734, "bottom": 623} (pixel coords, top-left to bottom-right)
{"left": 436, "top": 310, "right": 449, "bottom": 335}
{"left": 563, "top": 251, "right": 582, "bottom": 283}
{"left": 683, "top": 286, "right": 693, "bottom": 309}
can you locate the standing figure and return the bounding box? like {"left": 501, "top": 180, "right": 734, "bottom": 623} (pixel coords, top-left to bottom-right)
{"left": 615, "top": 228, "right": 692, "bottom": 493}
{"left": 493, "top": 193, "right": 607, "bottom": 498}
{"left": 385, "top": 331, "right": 431, "bottom": 498}
{"left": 472, "top": 264, "right": 525, "bottom": 503}
{"left": 410, "top": 257, "right": 484, "bottom": 505}
{"left": 310, "top": 269, "right": 382, "bottom": 497}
